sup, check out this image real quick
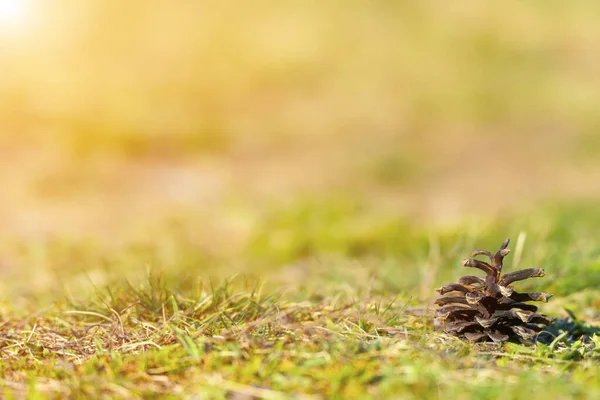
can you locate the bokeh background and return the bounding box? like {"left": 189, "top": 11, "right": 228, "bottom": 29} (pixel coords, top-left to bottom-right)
{"left": 2, "top": 1, "right": 600, "bottom": 300}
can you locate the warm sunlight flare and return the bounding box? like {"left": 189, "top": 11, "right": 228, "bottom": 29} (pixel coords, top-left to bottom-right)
{"left": 0, "top": 0, "right": 30, "bottom": 34}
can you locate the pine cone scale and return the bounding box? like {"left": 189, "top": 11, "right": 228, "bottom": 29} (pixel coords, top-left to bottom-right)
{"left": 458, "top": 276, "right": 485, "bottom": 286}
{"left": 510, "top": 292, "right": 552, "bottom": 302}
{"left": 499, "top": 268, "right": 545, "bottom": 286}
{"left": 436, "top": 283, "right": 473, "bottom": 295}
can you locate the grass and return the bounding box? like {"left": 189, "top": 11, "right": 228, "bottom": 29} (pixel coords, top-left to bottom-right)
{"left": 1, "top": 201, "right": 600, "bottom": 398}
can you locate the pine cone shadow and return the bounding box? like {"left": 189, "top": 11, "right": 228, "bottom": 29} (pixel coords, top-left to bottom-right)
{"left": 537, "top": 309, "right": 600, "bottom": 345}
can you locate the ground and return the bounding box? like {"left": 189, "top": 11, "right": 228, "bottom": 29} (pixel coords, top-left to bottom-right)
{"left": 3, "top": 202, "right": 600, "bottom": 399}
{"left": 3, "top": 2, "right": 600, "bottom": 399}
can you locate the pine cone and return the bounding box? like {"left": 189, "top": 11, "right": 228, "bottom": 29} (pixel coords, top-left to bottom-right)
{"left": 435, "top": 238, "right": 553, "bottom": 343}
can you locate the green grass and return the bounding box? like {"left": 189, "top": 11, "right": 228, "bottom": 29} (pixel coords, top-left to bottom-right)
{"left": 1, "top": 201, "right": 600, "bottom": 398}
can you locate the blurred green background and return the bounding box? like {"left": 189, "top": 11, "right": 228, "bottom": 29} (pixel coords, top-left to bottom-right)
{"left": 2, "top": 1, "right": 600, "bottom": 298}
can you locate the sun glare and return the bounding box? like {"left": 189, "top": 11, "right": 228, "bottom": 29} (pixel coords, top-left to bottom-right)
{"left": 0, "top": 0, "right": 30, "bottom": 34}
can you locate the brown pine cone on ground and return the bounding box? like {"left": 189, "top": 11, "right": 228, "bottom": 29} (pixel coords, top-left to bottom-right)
{"left": 435, "top": 238, "right": 553, "bottom": 343}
